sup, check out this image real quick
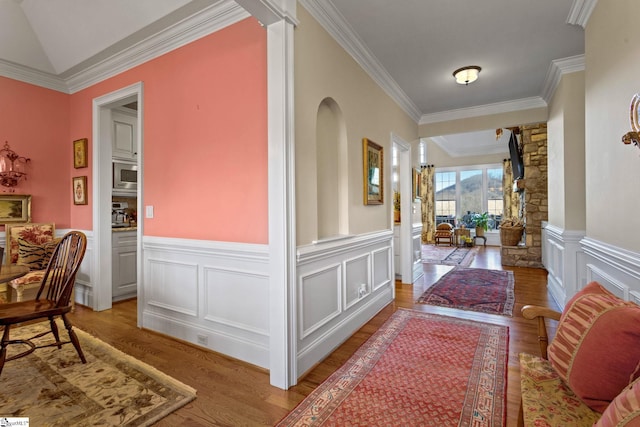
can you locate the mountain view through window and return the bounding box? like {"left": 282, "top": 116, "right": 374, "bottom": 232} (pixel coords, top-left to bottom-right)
{"left": 435, "top": 166, "right": 503, "bottom": 229}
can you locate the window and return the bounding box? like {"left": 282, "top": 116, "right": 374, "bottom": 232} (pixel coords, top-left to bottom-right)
{"left": 487, "top": 168, "right": 504, "bottom": 226}
{"left": 435, "top": 171, "right": 456, "bottom": 225}
{"left": 459, "top": 169, "right": 482, "bottom": 215}
{"left": 435, "top": 165, "right": 503, "bottom": 229}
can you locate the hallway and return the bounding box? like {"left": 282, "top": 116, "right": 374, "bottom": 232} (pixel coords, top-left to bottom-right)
{"left": 69, "top": 245, "right": 556, "bottom": 426}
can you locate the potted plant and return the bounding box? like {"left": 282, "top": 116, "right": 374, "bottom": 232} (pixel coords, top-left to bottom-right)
{"left": 472, "top": 212, "right": 489, "bottom": 237}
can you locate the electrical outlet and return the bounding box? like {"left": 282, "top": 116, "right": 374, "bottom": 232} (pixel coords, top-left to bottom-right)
{"left": 358, "top": 284, "right": 367, "bottom": 297}
{"left": 197, "top": 334, "right": 208, "bottom": 346}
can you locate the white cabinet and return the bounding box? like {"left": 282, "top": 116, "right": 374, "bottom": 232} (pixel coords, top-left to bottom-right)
{"left": 112, "top": 109, "right": 137, "bottom": 160}
{"left": 112, "top": 230, "right": 137, "bottom": 301}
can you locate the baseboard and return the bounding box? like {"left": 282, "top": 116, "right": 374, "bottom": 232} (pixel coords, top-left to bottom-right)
{"left": 142, "top": 309, "right": 269, "bottom": 369}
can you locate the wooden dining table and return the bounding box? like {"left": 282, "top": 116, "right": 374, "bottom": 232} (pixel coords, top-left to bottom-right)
{"left": 0, "top": 264, "right": 30, "bottom": 303}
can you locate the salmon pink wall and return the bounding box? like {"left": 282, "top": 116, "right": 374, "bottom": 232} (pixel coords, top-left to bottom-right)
{"left": 69, "top": 18, "right": 268, "bottom": 243}
{"left": 0, "top": 77, "right": 70, "bottom": 228}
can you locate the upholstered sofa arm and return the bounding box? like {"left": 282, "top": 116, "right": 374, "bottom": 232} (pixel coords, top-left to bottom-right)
{"left": 521, "top": 305, "right": 561, "bottom": 359}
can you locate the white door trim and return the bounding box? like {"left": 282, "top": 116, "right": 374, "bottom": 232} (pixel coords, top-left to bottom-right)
{"left": 392, "top": 133, "right": 413, "bottom": 285}
{"left": 92, "top": 82, "right": 143, "bottom": 318}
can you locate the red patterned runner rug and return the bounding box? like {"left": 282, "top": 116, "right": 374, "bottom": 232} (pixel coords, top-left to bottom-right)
{"left": 422, "top": 244, "right": 478, "bottom": 267}
{"left": 417, "top": 267, "right": 515, "bottom": 316}
{"left": 278, "top": 309, "right": 508, "bottom": 426}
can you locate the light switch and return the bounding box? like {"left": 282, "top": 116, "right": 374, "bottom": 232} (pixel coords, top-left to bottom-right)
{"left": 145, "top": 205, "right": 154, "bottom": 218}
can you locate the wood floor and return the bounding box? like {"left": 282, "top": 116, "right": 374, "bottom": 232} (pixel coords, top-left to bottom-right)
{"left": 67, "top": 246, "right": 559, "bottom": 426}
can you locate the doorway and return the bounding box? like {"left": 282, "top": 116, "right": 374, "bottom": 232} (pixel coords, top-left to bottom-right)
{"left": 392, "top": 133, "right": 413, "bottom": 284}
{"left": 92, "top": 82, "right": 143, "bottom": 327}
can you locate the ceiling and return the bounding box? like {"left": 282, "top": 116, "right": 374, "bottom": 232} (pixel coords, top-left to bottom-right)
{"left": 0, "top": 0, "right": 586, "bottom": 156}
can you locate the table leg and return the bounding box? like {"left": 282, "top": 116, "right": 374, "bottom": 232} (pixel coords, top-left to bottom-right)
{"left": 473, "top": 236, "right": 487, "bottom": 246}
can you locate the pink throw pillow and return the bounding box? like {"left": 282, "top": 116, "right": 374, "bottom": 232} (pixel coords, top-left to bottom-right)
{"left": 548, "top": 282, "right": 640, "bottom": 413}
{"left": 595, "top": 378, "right": 640, "bottom": 426}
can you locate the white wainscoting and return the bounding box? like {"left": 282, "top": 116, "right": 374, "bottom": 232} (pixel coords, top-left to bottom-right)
{"left": 5, "top": 228, "right": 394, "bottom": 378}
{"left": 71, "top": 231, "right": 271, "bottom": 369}
{"left": 141, "top": 236, "right": 270, "bottom": 369}
{"left": 541, "top": 223, "right": 586, "bottom": 308}
{"left": 581, "top": 237, "right": 640, "bottom": 304}
{"left": 73, "top": 232, "right": 270, "bottom": 368}
{"left": 296, "top": 230, "right": 394, "bottom": 378}
{"left": 543, "top": 223, "right": 640, "bottom": 308}
{"left": 73, "top": 230, "right": 94, "bottom": 306}
{"left": 412, "top": 223, "right": 423, "bottom": 283}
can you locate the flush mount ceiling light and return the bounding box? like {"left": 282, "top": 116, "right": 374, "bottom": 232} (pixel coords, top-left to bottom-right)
{"left": 453, "top": 66, "right": 481, "bottom": 85}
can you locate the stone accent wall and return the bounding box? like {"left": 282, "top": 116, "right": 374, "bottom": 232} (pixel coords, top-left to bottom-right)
{"left": 501, "top": 123, "right": 548, "bottom": 268}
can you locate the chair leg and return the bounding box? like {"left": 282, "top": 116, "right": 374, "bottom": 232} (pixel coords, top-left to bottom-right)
{"left": 0, "top": 324, "right": 11, "bottom": 375}
{"left": 62, "top": 314, "right": 86, "bottom": 364}
{"left": 49, "top": 317, "right": 62, "bottom": 349}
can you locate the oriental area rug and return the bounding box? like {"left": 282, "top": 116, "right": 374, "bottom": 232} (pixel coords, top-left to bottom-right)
{"left": 277, "top": 309, "right": 508, "bottom": 426}
{"left": 417, "top": 267, "right": 515, "bottom": 316}
{"left": 0, "top": 321, "right": 196, "bottom": 426}
{"left": 422, "top": 244, "right": 478, "bottom": 267}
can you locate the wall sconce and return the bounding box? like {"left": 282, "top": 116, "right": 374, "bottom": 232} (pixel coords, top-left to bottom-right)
{"left": 453, "top": 66, "right": 481, "bottom": 85}
{"left": 622, "top": 131, "right": 640, "bottom": 150}
{"left": 0, "top": 141, "right": 30, "bottom": 189}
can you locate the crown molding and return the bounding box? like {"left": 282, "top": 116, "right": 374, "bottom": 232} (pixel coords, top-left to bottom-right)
{"left": 66, "top": 1, "right": 250, "bottom": 93}
{"left": 299, "top": 0, "right": 421, "bottom": 123}
{"left": 0, "top": 0, "right": 249, "bottom": 94}
{"left": 235, "top": 0, "right": 298, "bottom": 26}
{"left": 0, "top": 58, "right": 69, "bottom": 93}
{"left": 431, "top": 135, "right": 507, "bottom": 158}
{"left": 567, "top": 0, "right": 598, "bottom": 28}
{"left": 419, "top": 97, "right": 547, "bottom": 125}
{"left": 541, "top": 54, "right": 585, "bottom": 103}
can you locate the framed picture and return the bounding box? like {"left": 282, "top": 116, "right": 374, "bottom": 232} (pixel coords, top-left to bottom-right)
{"left": 73, "top": 176, "right": 88, "bottom": 205}
{"left": 0, "top": 194, "right": 31, "bottom": 223}
{"left": 413, "top": 168, "right": 421, "bottom": 201}
{"left": 362, "top": 138, "right": 384, "bottom": 205}
{"left": 73, "top": 138, "right": 88, "bottom": 168}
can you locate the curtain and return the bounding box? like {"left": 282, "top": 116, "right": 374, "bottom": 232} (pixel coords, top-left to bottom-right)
{"left": 503, "top": 158, "right": 516, "bottom": 219}
{"left": 420, "top": 165, "right": 435, "bottom": 243}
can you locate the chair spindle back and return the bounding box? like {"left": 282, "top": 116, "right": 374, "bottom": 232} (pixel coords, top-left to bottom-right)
{"left": 34, "top": 231, "right": 87, "bottom": 307}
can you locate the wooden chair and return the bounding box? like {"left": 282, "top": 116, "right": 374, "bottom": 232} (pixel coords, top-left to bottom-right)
{"left": 521, "top": 305, "right": 561, "bottom": 359}
{"left": 0, "top": 231, "right": 87, "bottom": 376}
{"left": 434, "top": 222, "right": 454, "bottom": 246}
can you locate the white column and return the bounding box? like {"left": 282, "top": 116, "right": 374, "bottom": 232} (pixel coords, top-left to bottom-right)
{"left": 267, "top": 18, "right": 297, "bottom": 389}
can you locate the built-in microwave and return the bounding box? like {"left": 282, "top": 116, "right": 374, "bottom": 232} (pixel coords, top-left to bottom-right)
{"left": 113, "top": 161, "right": 137, "bottom": 192}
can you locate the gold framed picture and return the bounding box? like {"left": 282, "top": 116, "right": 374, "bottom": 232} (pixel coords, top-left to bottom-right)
{"left": 363, "top": 138, "right": 384, "bottom": 205}
{"left": 413, "top": 168, "right": 421, "bottom": 201}
{"left": 72, "top": 176, "right": 88, "bottom": 205}
{"left": 0, "top": 194, "right": 31, "bottom": 223}
{"left": 73, "top": 138, "right": 88, "bottom": 169}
